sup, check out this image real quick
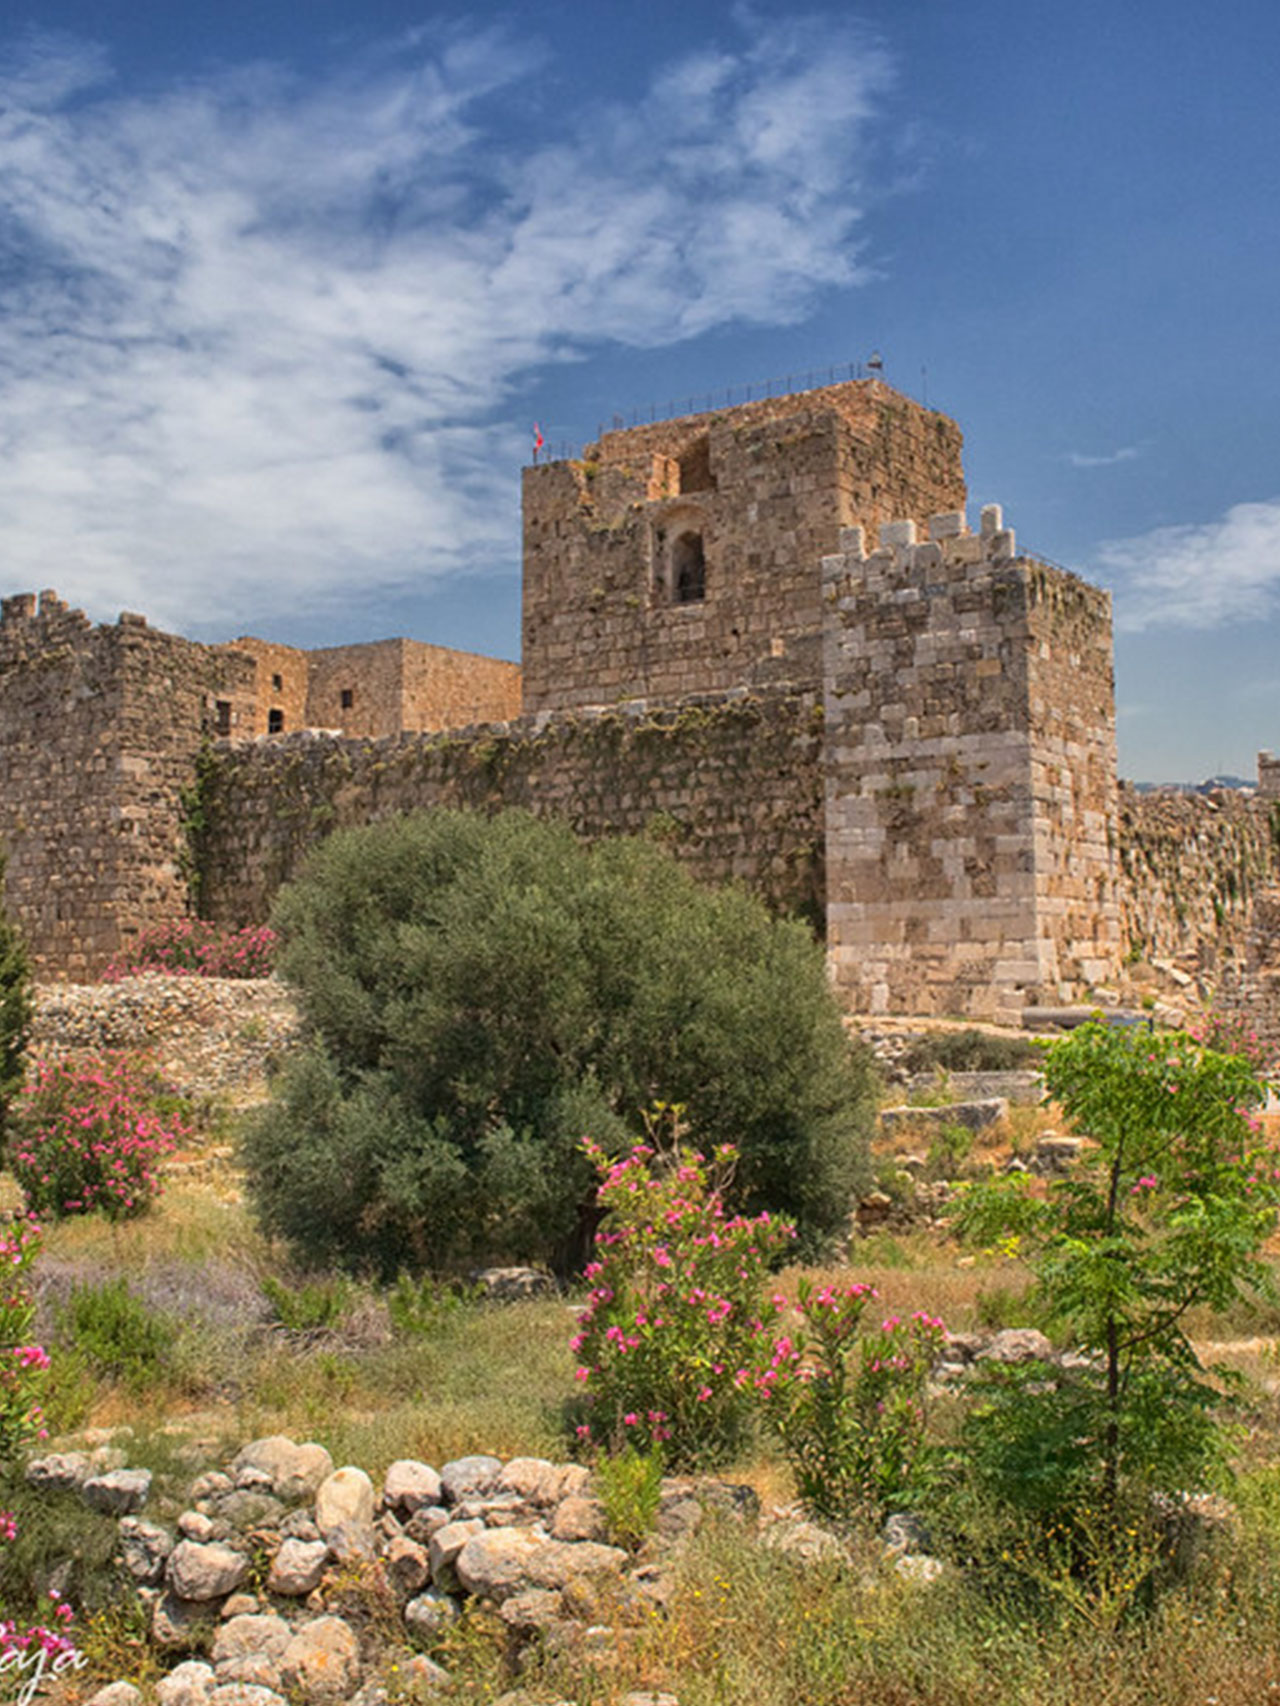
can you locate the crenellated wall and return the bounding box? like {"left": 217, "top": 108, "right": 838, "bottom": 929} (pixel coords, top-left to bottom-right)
{"left": 820, "top": 507, "right": 1120, "bottom": 1020}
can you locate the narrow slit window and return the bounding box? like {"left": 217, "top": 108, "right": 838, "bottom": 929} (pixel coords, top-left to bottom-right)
{"left": 271, "top": 672, "right": 283, "bottom": 692}
{"left": 672, "top": 531, "right": 706, "bottom": 603}
{"left": 340, "top": 688, "right": 354, "bottom": 710}
{"left": 214, "top": 700, "right": 232, "bottom": 736}
{"left": 268, "top": 708, "right": 284, "bottom": 734}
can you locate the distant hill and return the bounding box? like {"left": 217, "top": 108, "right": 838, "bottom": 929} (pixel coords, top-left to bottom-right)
{"left": 1127, "top": 775, "right": 1254, "bottom": 795}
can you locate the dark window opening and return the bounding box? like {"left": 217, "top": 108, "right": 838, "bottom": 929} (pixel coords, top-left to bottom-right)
{"left": 268, "top": 708, "right": 284, "bottom": 734}
{"left": 672, "top": 531, "right": 706, "bottom": 603}
{"left": 340, "top": 688, "right": 354, "bottom": 711}
{"left": 271, "top": 672, "right": 283, "bottom": 692}
{"left": 678, "top": 435, "right": 715, "bottom": 493}
{"left": 214, "top": 700, "right": 232, "bottom": 736}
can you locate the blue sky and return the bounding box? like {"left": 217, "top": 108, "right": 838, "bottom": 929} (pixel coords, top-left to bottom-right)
{"left": 1, "top": 1, "right": 1276, "bottom": 781}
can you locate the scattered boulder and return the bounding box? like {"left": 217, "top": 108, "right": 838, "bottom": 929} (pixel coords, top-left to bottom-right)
{"left": 167, "top": 1539, "right": 248, "bottom": 1602}
{"left": 267, "top": 1536, "right": 330, "bottom": 1597}
{"left": 83, "top": 1467, "right": 152, "bottom": 1515}
{"left": 472, "top": 1266, "right": 557, "bottom": 1300}
{"left": 440, "top": 1454, "right": 503, "bottom": 1504}
{"left": 278, "top": 1616, "right": 362, "bottom": 1702}
{"left": 155, "top": 1660, "right": 216, "bottom": 1706}
{"left": 230, "top": 1437, "right": 334, "bottom": 1502}
{"left": 382, "top": 1458, "right": 442, "bottom": 1513}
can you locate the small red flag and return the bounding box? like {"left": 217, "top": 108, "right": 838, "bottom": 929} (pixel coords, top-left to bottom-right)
{"left": 533, "top": 422, "right": 545, "bottom": 455}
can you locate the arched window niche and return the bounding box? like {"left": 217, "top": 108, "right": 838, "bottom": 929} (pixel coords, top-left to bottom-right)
{"left": 672, "top": 530, "right": 706, "bottom": 603}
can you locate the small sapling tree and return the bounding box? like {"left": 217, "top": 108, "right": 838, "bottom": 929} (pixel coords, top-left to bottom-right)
{"left": 955, "top": 1022, "right": 1280, "bottom": 1528}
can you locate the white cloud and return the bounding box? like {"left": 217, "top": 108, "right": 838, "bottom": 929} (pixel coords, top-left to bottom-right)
{"left": 1066, "top": 446, "right": 1139, "bottom": 469}
{"left": 1097, "top": 499, "right": 1280, "bottom": 631}
{"left": 0, "top": 18, "right": 893, "bottom": 635}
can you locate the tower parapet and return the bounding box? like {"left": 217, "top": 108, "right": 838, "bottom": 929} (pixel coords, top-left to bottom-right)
{"left": 822, "top": 506, "right": 1120, "bottom": 1019}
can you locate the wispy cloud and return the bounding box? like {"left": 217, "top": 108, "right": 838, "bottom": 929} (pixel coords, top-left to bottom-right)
{"left": 0, "top": 18, "right": 893, "bottom": 635}
{"left": 1097, "top": 498, "right": 1280, "bottom": 631}
{"left": 1065, "top": 446, "right": 1140, "bottom": 469}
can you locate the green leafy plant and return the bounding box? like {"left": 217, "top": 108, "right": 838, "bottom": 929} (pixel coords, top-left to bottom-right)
{"left": 761, "top": 1280, "right": 946, "bottom": 1524}
{"left": 595, "top": 1442, "right": 664, "bottom": 1551}
{"left": 954, "top": 1022, "right": 1280, "bottom": 1527}
{"left": 55, "top": 1278, "right": 177, "bottom": 1392}
{"left": 900, "top": 1029, "right": 1041, "bottom": 1076}
{"left": 246, "top": 808, "right": 874, "bottom": 1274}
{"left": 261, "top": 1272, "right": 352, "bottom": 1333}
{"left": 570, "top": 1117, "right": 794, "bottom": 1467}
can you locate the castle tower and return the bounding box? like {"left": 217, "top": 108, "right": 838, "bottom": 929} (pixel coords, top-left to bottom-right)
{"left": 821, "top": 507, "right": 1121, "bottom": 1019}
{"left": 521, "top": 380, "right": 965, "bottom": 714}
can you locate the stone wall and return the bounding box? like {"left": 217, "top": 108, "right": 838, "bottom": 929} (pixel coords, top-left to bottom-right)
{"left": 1118, "top": 786, "right": 1280, "bottom": 968}
{"left": 197, "top": 689, "right": 826, "bottom": 932}
{"left": 0, "top": 591, "right": 250, "bottom": 977}
{"left": 521, "top": 380, "right": 965, "bottom": 715}
{"left": 821, "top": 508, "right": 1119, "bottom": 1021}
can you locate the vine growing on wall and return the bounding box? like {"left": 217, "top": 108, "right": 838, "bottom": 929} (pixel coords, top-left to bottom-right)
{"left": 177, "top": 738, "right": 221, "bottom": 916}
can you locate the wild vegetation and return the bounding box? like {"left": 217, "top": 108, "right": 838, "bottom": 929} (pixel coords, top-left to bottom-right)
{"left": 245, "top": 810, "right": 875, "bottom": 1274}
{"left": 3, "top": 848, "right": 1280, "bottom": 1701}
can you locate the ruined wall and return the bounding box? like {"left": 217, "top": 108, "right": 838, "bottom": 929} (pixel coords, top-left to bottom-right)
{"left": 1258, "top": 752, "right": 1280, "bottom": 799}
{"left": 821, "top": 508, "right": 1119, "bottom": 1021}
{"left": 0, "top": 592, "right": 250, "bottom": 977}
{"left": 196, "top": 690, "right": 826, "bottom": 933}
{"left": 1118, "top": 786, "right": 1279, "bottom": 969}
{"left": 521, "top": 381, "right": 965, "bottom": 715}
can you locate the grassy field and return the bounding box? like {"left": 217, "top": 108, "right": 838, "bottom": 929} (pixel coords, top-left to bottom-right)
{"left": 8, "top": 1094, "right": 1280, "bottom": 1704}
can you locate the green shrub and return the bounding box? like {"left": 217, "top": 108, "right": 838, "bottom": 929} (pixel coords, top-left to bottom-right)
{"left": 595, "top": 1443, "right": 664, "bottom": 1550}
{"left": 261, "top": 1272, "right": 352, "bottom": 1333}
{"left": 245, "top": 809, "right": 874, "bottom": 1273}
{"left": 56, "top": 1279, "right": 177, "bottom": 1391}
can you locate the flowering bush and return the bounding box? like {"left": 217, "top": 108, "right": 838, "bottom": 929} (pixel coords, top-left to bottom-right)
{"left": 0, "top": 1222, "right": 47, "bottom": 1464}
{"left": 102, "top": 919, "right": 276, "bottom": 982}
{"left": 761, "top": 1279, "right": 946, "bottom": 1523}
{"left": 572, "top": 1121, "right": 794, "bottom": 1467}
{"left": 8, "top": 1057, "right": 190, "bottom": 1221}
{"left": 0, "top": 1511, "right": 79, "bottom": 1697}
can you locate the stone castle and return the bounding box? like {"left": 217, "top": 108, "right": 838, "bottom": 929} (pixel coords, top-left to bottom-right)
{"left": 1, "top": 378, "right": 1275, "bottom": 1024}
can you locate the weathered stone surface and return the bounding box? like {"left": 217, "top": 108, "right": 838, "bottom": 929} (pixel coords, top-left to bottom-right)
{"left": 118, "top": 1516, "right": 174, "bottom": 1584}
{"left": 230, "top": 1437, "right": 333, "bottom": 1502}
{"left": 499, "top": 1458, "right": 590, "bottom": 1507}
{"left": 267, "top": 1537, "right": 330, "bottom": 1597}
{"left": 550, "top": 1495, "right": 607, "bottom": 1543}
{"left": 278, "top": 1616, "right": 362, "bottom": 1702}
{"left": 761, "top": 1518, "right": 845, "bottom": 1564}
{"left": 403, "top": 1588, "right": 461, "bottom": 1641}
{"left": 153, "top": 1591, "right": 219, "bottom": 1650}
{"left": 977, "top": 1328, "right": 1055, "bottom": 1365}
{"left": 207, "top": 1688, "right": 287, "bottom": 1706}
{"left": 384, "top": 1534, "right": 431, "bottom": 1598}
{"left": 382, "top": 1459, "right": 442, "bottom": 1514}
{"left": 428, "top": 1517, "right": 486, "bottom": 1590}
{"left": 25, "top": 1451, "right": 91, "bottom": 1491}
{"left": 212, "top": 1615, "right": 291, "bottom": 1689}
{"left": 83, "top": 1467, "right": 152, "bottom": 1514}
{"left": 472, "top": 1266, "right": 556, "bottom": 1299}
{"left": 314, "top": 1465, "right": 376, "bottom": 1560}
{"left": 167, "top": 1540, "right": 248, "bottom": 1602}
{"left": 440, "top": 1455, "right": 503, "bottom": 1505}
{"left": 456, "top": 1531, "right": 627, "bottom": 1603}
{"left": 155, "top": 1659, "right": 216, "bottom": 1706}
{"left": 85, "top": 1685, "right": 144, "bottom": 1706}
